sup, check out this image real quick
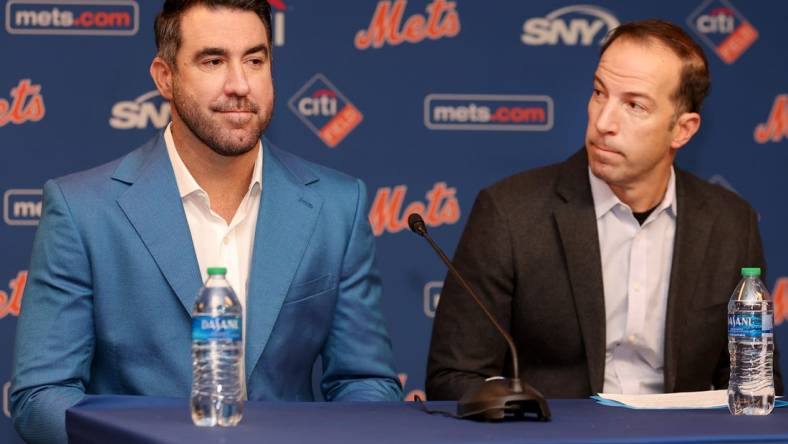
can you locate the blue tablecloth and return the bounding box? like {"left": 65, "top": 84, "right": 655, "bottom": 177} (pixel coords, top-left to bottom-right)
{"left": 66, "top": 395, "right": 788, "bottom": 444}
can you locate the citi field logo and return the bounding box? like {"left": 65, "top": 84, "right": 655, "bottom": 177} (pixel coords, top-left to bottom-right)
{"left": 425, "top": 94, "right": 554, "bottom": 131}
{"left": 521, "top": 5, "right": 619, "bottom": 46}
{"left": 109, "top": 90, "right": 170, "bottom": 130}
{"left": 5, "top": 0, "right": 139, "bottom": 36}
{"left": 0, "top": 78, "right": 45, "bottom": 127}
{"left": 707, "top": 175, "right": 763, "bottom": 222}
{"left": 423, "top": 281, "right": 442, "bottom": 318}
{"left": 773, "top": 277, "right": 788, "bottom": 326}
{"left": 754, "top": 94, "right": 786, "bottom": 144}
{"left": 687, "top": 0, "right": 758, "bottom": 64}
{"left": 355, "top": 0, "right": 460, "bottom": 50}
{"left": 4, "top": 189, "right": 42, "bottom": 226}
{"left": 288, "top": 74, "right": 363, "bottom": 148}
{"left": 369, "top": 182, "right": 460, "bottom": 236}
{"left": 270, "top": 0, "right": 286, "bottom": 47}
{"left": 0, "top": 270, "right": 27, "bottom": 319}
{"left": 707, "top": 175, "right": 739, "bottom": 195}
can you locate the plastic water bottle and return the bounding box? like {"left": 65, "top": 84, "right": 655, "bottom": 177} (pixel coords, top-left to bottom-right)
{"left": 191, "top": 267, "right": 244, "bottom": 426}
{"left": 727, "top": 267, "right": 774, "bottom": 415}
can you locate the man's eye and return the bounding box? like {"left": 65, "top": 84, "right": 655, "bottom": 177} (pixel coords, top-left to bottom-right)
{"left": 627, "top": 102, "right": 645, "bottom": 111}
{"left": 203, "top": 59, "right": 222, "bottom": 67}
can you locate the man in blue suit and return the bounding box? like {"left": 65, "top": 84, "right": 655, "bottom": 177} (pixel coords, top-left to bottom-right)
{"left": 11, "top": 1, "right": 402, "bottom": 442}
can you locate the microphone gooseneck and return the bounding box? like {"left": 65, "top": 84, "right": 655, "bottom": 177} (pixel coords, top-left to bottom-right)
{"left": 407, "top": 213, "right": 521, "bottom": 391}
{"left": 408, "top": 212, "right": 550, "bottom": 421}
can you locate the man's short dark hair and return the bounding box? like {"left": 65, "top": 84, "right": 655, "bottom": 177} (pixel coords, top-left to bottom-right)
{"left": 601, "top": 19, "right": 710, "bottom": 114}
{"left": 154, "top": 0, "right": 272, "bottom": 67}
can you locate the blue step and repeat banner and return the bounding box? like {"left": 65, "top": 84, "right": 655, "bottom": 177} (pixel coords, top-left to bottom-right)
{"left": 1, "top": 0, "right": 786, "bottom": 441}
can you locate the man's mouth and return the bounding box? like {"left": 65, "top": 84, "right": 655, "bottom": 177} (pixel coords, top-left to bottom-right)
{"left": 217, "top": 110, "right": 253, "bottom": 114}
{"left": 590, "top": 140, "right": 620, "bottom": 155}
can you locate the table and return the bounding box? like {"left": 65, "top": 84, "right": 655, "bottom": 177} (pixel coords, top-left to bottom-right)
{"left": 66, "top": 395, "right": 788, "bottom": 443}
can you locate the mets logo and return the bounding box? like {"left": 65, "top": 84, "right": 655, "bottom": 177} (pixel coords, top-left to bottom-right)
{"left": 5, "top": 0, "right": 139, "bottom": 36}
{"left": 0, "top": 79, "right": 45, "bottom": 127}
{"left": 288, "top": 74, "right": 363, "bottom": 148}
{"left": 423, "top": 281, "right": 442, "bottom": 318}
{"left": 0, "top": 270, "right": 27, "bottom": 319}
{"left": 3, "top": 189, "right": 42, "bottom": 226}
{"left": 368, "top": 182, "right": 460, "bottom": 236}
{"left": 355, "top": 0, "right": 460, "bottom": 50}
{"left": 424, "top": 94, "right": 554, "bottom": 131}
{"left": 687, "top": 0, "right": 758, "bottom": 64}
{"left": 754, "top": 94, "right": 787, "bottom": 144}
{"left": 3, "top": 381, "right": 9, "bottom": 418}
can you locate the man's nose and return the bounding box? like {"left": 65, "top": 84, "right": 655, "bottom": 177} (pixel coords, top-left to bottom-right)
{"left": 223, "top": 61, "right": 251, "bottom": 97}
{"left": 594, "top": 101, "right": 619, "bottom": 135}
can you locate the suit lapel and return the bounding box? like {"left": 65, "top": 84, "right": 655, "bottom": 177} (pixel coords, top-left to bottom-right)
{"left": 553, "top": 150, "right": 606, "bottom": 393}
{"left": 664, "top": 171, "right": 713, "bottom": 392}
{"left": 245, "top": 143, "right": 323, "bottom": 378}
{"left": 114, "top": 135, "right": 202, "bottom": 316}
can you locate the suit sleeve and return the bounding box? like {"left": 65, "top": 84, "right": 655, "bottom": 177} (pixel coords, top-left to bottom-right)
{"left": 10, "top": 180, "right": 94, "bottom": 444}
{"left": 426, "top": 188, "right": 514, "bottom": 400}
{"left": 319, "top": 179, "right": 403, "bottom": 401}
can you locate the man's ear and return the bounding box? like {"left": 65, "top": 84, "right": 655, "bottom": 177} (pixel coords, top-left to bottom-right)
{"left": 671, "top": 112, "right": 701, "bottom": 149}
{"left": 150, "top": 56, "right": 174, "bottom": 101}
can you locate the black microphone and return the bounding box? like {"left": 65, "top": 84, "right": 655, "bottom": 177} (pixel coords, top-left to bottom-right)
{"left": 408, "top": 213, "right": 550, "bottom": 421}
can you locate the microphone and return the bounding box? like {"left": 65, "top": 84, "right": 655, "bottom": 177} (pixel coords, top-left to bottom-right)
{"left": 408, "top": 213, "right": 550, "bottom": 421}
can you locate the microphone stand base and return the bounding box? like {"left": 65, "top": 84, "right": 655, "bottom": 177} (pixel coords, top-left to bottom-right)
{"left": 457, "top": 378, "right": 551, "bottom": 421}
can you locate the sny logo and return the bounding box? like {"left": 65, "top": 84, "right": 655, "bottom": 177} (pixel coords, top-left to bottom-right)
{"left": 110, "top": 90, "right": 170, "bottom": 130}
{"left": 773, "top": 278, "right": 788, "bottom": 326}
{"left": 355, "top": 0, "right": 460, "bottom": 50}
{"left": 369, "top": 182, "right": 460, "bottom": 236}
{"left": 0, "top": 79, "right": 45, "bottom": 127}
{"left": 521, "top": 5, "right": 619, "bottom": 46}
{"left": 687, "top": 0, "right": 758, "bottom": 64}
{"left": 5, "top": 0, "right": 139, "bottom": 36}
{"left": 754, "top": 94, "right": 787, "bottom": 144}
{"left": 288, "top": 74, "right": 362, "bottom": 148}
{"left": 0, "top": 270, "right": 27, "bottom": 319}
{"left": 425, "top": 94, "right": 553, "bottom": 131}
{"left": 3, "top": 189, "right": 42, "bottom": 226}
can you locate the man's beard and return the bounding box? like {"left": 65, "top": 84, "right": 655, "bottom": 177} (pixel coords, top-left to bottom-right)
{"left": 171, "top": 81, "right": 273, "bottom": 157}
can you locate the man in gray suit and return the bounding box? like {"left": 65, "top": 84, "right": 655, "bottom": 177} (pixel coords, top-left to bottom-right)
{"left": 426, "top": 19, "right": 783, "bottom": 398}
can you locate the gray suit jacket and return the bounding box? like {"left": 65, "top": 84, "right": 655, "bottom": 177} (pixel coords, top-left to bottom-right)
{"left": 426, "top": 148, "right": 783, "bottom": 399}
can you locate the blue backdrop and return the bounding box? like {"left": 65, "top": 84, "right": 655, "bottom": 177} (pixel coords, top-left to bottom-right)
{"left": 1, "top": 1, "right": 786, "bottom": 441}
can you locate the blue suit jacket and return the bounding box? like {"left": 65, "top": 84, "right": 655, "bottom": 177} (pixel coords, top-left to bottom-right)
{"left": 11, "top": 134, "right": 402, "bottom": 443}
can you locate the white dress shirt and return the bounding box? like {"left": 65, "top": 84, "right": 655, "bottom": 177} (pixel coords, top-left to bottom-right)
{"left": 164, "top": 124, "right": 262, "bottom": 393}
{"left": 164, "top": 124, "right": 262, "bottom": 307}
{"left": 589, "top": 167, "right": 677, "bottom": 394}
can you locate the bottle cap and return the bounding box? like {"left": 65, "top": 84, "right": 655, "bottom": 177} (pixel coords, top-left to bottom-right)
{"left": 741, "top": 267, "right": 761, "bottom": 277}
{"left": 207, "top": 267, "right": 227, "bottom": 276}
